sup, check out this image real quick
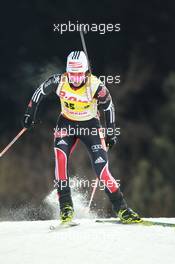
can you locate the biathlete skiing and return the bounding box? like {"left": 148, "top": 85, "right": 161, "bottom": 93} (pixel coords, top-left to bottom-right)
{"left": 23, "top": 50, "right": 141, "bottom": 224}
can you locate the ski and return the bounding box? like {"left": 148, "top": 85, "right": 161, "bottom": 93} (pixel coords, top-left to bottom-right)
{"left": 49, "top": 221, "right": 80, "bottom": 231}
{"left": 95, "top": 218, "right": 175, "bottom": 228}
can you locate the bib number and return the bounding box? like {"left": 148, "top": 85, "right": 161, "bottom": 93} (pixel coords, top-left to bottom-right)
{"left": 64, "top": 102, "right": 75, "bottom": 110}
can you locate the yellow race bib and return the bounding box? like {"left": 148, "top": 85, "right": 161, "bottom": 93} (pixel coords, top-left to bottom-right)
{"left": 56, "top": 74, "right": 101, "bottom": 121}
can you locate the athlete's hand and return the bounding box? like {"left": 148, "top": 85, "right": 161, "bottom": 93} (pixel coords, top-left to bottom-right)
{"left": 105, "top": 136, "right": 118, "bottom": 149}
{"left": 23, "top": 112, "right": 35, "bottom": 128}
{"left": 22, "top": 100, "right": 38, "bottom": 129}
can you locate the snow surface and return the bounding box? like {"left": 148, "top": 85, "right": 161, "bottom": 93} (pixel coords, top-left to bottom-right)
{"left": 0, "top": 218, "right": 175, "bottom": 264}
{"left": 0, "top": 191, "right": 175, "bottom": 264}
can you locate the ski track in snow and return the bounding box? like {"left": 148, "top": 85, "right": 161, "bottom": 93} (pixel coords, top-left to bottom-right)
{"left": 0, "top": 218, "right": 175, "bottom": 264}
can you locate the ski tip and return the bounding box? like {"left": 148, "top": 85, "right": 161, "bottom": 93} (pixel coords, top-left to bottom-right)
{"left": 49, "top": 221, "right": 80, "bottom": 231}
{"left": 49, "top": 225, "right": 56, "bottom": 231}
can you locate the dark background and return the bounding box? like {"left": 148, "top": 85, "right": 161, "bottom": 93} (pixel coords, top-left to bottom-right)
{"left": 0, "top": 0, "right": 175, "bottom": 219}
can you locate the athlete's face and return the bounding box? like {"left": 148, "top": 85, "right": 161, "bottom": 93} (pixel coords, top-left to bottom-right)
{"left": 68, "top": 72, "right": 86, "bottom": 87}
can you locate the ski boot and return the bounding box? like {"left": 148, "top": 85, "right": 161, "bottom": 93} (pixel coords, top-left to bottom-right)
{"left": 60, "top": 204, "right": 74, "bottom": 224}
{"left": 118, "top": 208, "right": 142, "bottom": 224}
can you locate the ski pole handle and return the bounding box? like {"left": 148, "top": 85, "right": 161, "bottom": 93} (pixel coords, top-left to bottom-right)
{"left": 0, "top": 128, "right": 27, "bottom": 158}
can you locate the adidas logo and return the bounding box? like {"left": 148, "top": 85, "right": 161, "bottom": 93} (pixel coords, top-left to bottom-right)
{"left": 95, "top": 156, "right": 105, "bottom": 164}
{"left": 57, "top": 139, "right": 68, "bottom": 145}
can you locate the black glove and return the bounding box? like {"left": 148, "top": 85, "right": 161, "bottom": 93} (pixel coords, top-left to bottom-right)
{"left": 23, "top": 113, "right": 35, "bottom": 128}
{"left": 105, "top": 135, "right": 118, "bottom": 149}
{"left": 23, "top": 104, "right": 36, "bottom": 128}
